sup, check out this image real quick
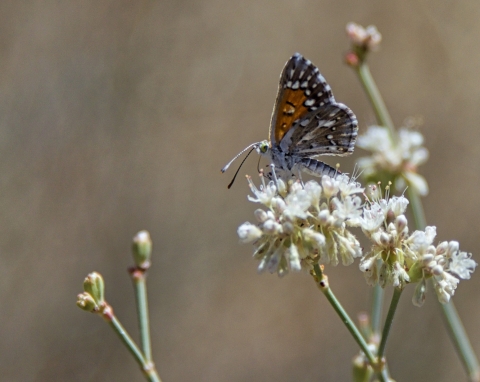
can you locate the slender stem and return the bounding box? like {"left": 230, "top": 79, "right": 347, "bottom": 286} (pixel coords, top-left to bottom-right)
{"left": 104, "top": 307, "right": 161, "bottom": 382}
{"left": 408, "top": 189, "right": 479, "bottom": 380}
{"left": 440, "top": 296, "right": 480, "bottom": 381}
{"left": 133, "top": 270, "right": 153, "bottom": 362}
{"left": 354, "top": 50, "right": 479, "bottom": 380}
{"left": 312, "top": 265, "right": 377, "bottom": 366}
{"left": 371, "top": 275, "right": 384, "bottom": 335}
{"left": 378, "top": 287, "right": 403, "bottom": 361}
{"left": 406, "top": 187, "right": 427, "bottom": 230}
{"left": 356, "top": 63, "right": 395, "bottom": 135}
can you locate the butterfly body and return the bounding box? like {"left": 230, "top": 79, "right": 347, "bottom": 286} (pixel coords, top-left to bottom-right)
{"left": 222, "top": 53, "right": 358, "bottom": 185}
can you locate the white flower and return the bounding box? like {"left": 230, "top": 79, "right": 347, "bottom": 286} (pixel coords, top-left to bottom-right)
{"left": 448, "top": 250, "right": 477, "bottom": 280}
{"left": 346, "top": 22, "right": 382, "bottom": 51}
{"left": 407, "top": 235, "right": 476, "bottom": 306}
{"left": 357, "top": 125, "right": 429, "bottom": 196}
{"left": 238, "top": 174, "right": 363, "bottom": 276}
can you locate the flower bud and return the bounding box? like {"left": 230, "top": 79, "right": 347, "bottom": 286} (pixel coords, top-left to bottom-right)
{"left": 83, "top": 272, "right": 105, "bottom": 305}
{"left": 132, "top": 230, "right": 152, "bottom": 268}
{"left": 76, "top": 292, "right": 98, "bottom": 312}
{"left": 238, "top": 222, "right": 263, "bottom": 243}
{"left": 254, "top": 209, "right": 268, "bottom": 223}
{"left": 263, "top": 219, "right": 282, "bottom": 234}
{"left": 395, "top": 214, "right": 408, "bottom": 232}
{"left": 431, "top": 264, "right": 444, "bottom": 276}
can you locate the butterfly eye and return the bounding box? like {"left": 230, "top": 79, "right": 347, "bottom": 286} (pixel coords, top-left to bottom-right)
{"left": 259, "top": 142, "right": 269, "bottom": 153}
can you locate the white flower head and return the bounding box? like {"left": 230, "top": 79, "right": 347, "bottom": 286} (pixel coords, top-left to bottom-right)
{"left": 357, "top": 125, "right": 429, "bottom": 196}
{"left": 346, "top": 22, "right": 382, "bottom": 51}
{"left": 238, "top": 174, "right": 364, "bottom": 276}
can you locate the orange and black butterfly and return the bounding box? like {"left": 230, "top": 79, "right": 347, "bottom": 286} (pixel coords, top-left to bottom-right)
{"left": 222, "top": 53, "right": 358, "bottom": 187}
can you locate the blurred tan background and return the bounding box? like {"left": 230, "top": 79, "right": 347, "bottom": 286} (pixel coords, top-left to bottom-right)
{"left": 1, "top": 1, "right": 479, "bottom": 381}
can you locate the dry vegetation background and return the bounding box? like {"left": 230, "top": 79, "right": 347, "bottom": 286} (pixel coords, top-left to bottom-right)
{"left": 1, "top": 1, "right": 479, "bottom": 381}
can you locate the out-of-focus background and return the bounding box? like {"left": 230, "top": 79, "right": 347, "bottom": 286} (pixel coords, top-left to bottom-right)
{"left": 1, "top": 1, "right": 479, "bottom": 381}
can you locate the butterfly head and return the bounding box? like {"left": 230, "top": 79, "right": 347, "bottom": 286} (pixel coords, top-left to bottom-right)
{"left": 255, "top": 140, "right": 270, "bottom": 156}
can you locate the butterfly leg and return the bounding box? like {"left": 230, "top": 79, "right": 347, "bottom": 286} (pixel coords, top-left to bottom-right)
{"left": 296, "top": 167, "right": 305, "bottom": 188}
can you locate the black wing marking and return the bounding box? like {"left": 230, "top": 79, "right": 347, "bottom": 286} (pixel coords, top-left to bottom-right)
{"left": 269, "top": 53, "right": 336, "bottom": 146}
{"left": 279, "top": 103, "right": 358, "bottom": 157}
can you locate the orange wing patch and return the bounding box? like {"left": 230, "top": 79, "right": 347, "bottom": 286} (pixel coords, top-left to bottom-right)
{"left": 274, "top": 88, "right": 309, "bottom": 143}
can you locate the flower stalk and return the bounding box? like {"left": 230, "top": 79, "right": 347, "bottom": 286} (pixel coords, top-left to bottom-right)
{"left": 349, "top": 24, "right": 480, "bottom": 380}
{"left": 377, "top": 287, "right": 402, "bottom": 361}
{"left": 131, "top": 231, "right": 154, "bottom": 362}
{"left": 131, "top": 268, "right": 153, "bottom": 362}
{"left": 356, "top": 63, "right": 395, "bottom": 137}
{"left": 312, "top": 265, "right": 378, "bottom": 368}
{"left": 370, "top": 281, "right": 383, "bottom": 335}
{"left": 102, "top": 306, "right": 161, "bottom": 382}
{"left": 77, "top": 277, "right": 162, "bottom": 382}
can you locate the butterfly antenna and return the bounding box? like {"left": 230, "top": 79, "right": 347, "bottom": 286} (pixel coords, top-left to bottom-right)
{"left": 221, "top": 142, "right": 259, "bottom": 173}
{"left": 226, "top": 146, "right": 256, "bottom": 189}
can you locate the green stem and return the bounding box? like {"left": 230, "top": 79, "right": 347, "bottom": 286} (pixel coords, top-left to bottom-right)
{"left": 356, "top": 63, "right": 395, "bottom": 136}
{"left": 133, "top": 271, "right": 153, "bottom": 362}
{"left": 408, "top": 188, "right": 479, "bottom": 380}
{"left": 371, "top": 275, "right": 384, "bottom": 335}
{"left": 106, "top": 310, "right": 161, "bottom": 382}
{"left": 312, "top": 265, "right": 377, "bottom": 367}
{"left": 378, "top": 287, "right": 402, "bottom": 361}
{"left": 440, "top": 301, "right": 480, "bottom": 382}
{"left": 354, "top": 50, "right": 479, "bottom": 381}
{"left": 406, "top": 187, "right": 427, "bottom": 230}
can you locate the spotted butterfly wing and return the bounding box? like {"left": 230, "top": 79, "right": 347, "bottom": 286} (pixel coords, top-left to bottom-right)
{"left": 269, "top": 53, "right": 358, "bottom": 174}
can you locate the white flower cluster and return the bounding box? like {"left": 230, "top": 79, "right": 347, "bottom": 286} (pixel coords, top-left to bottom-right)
{"left": 359, "top": 195, "right": 411, "bottom": 288}
{"left": 238, "top": 176, "right": 477, "bottom": 305}
{"left": 237, "top": 174, "right": 363, "bottom": 277}
{"left": 360, "top": 193, "right": 476, "bottom": 304}
{"left": 346, "top": 22, "right": 382, "bottom": 51}
{"left": 357, "top": 126, "right": 429, "bottom": 196}
{"left": 408, "top": 229, "right": 477, "bottom": 306}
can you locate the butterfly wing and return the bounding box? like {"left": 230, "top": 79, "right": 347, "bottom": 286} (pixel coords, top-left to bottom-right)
{"left": 269, "top": 53, "right": 336, "bottom": 148}
{"left": 281, "top": 102, "right": 358, "bottom": 157}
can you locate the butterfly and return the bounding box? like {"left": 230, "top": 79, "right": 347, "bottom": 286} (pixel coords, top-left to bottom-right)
{"left": 222, "top": 53, "right": 358, "bottom": 187}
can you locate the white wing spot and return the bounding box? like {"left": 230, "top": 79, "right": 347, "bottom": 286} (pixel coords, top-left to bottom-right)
{"left": 304, "top": 99, "right": 315, "bottom": 107}
{"left": 286, "top": 80, "right": 292, "bottom": 88}
{"left": 305, "top": 89, "right": 311, "bottom": 96}
{"left": 327, "top": 134, "right": 333, "bottom": 139}
{"left": 300, "top": 119, "right": 309, "bottom": 127}
{"left": 292, "top": 80, "right": 299, "bottom": 89}
{"left": 310, "top": 106, "right": 317, "bottom": 111}
{"left": 300, "top": 81, "right": 308, "bottom": 88}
